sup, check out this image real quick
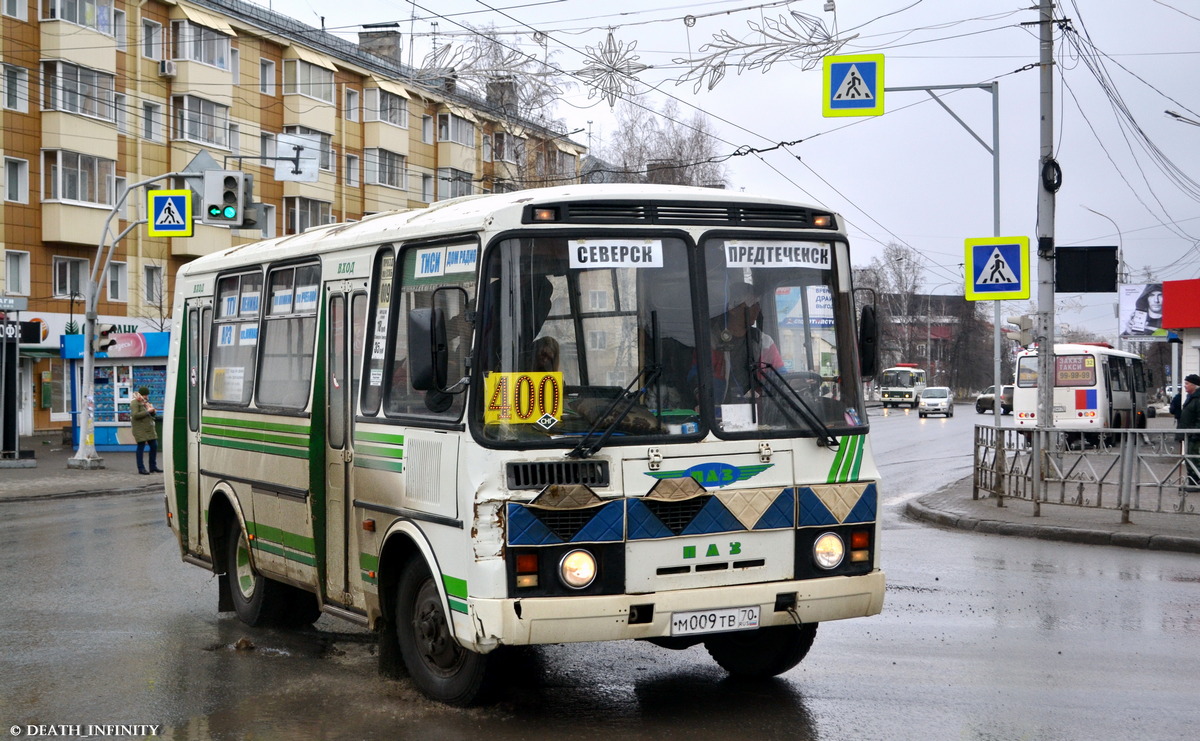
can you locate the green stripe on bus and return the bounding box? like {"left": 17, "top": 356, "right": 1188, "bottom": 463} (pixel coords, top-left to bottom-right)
{"left": 360, "top": 553, "right": 380, "bottom": 571}
{"left": 201, "top": 425, "right": 309, "bottom": 448}
{"left": 354, "top": 431, "right": 406, "bottom": 445}
{"left": 354, "top": 443, "right": 404, "bottom": 460}
{"left": 201, "top": 436, "right": 311, "bottom": 459}
{"left": 442, "top": 574, "right": 468, "bottom": 600}
{"left": 448, "top": 597, "right": 468, "bottom": 615}
{"left": 360, "top": 571, "right": 378, "bottom": 586}
{"left": 828, "top": 436, "right": 862, "bottom": 483}
{"left": 252, "top": 538, "right": 317, "bottom": 567}
{"left": 354, "top": 457, "right": 405, "bottom": 473}
{"left": 251, "top": 522, "right": 315, "bottom": 554}
{"left": 201, "top": 415, "right": 311, "bottom": 434}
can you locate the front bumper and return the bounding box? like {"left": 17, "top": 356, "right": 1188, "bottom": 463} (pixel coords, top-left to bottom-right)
{"left": 464, "top": 570, "right": 885, "bottom": 649}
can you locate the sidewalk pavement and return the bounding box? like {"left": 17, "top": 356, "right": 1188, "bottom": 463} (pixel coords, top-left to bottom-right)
{"left": 0, "top": 433, "right": 164, "bottom": 502}
{"left": 4, "top": 432, "right": 1199, "bottom": 555}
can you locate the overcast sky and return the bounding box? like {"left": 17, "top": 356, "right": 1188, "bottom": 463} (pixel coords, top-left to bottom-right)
{"left": 257, "top": 0, "right": 1200, "bottom": 341}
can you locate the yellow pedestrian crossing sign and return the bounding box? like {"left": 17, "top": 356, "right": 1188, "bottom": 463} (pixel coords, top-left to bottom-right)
{"left": 147, "top": 190, "right": 193, "bottom": 237}
{"left": 823, "top": 54, "right": 885, "bottom": 117}
{"left": 964, "top": 236, "right": 1030, "bottom": 301}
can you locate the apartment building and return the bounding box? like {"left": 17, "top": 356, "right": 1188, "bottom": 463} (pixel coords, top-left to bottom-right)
{"left": 0, "top": 0, "right": 584, "bottom": 439}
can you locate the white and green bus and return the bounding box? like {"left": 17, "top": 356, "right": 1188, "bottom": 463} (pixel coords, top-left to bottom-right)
{"left": 163, "top": 184, "right": 885, "bottom": 705}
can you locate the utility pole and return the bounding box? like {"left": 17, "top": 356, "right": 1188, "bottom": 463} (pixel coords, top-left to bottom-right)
{"left": 1032, "top": 0, "right": 1060, "bottom": 514}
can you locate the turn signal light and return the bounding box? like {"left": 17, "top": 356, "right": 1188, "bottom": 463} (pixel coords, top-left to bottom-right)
{"left": 532, "top": 207, "right": 558, "bottom": 222}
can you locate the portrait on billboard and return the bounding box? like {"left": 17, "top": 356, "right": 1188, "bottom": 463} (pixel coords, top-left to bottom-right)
{"left": 1119, "top": 283, "right": 1167, "bottom": 339}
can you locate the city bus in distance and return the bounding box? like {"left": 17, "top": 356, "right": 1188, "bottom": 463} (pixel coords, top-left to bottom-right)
{"left": 1013, "top": 343, "right": 1149, "bottom": 443}
{"left": 878, "top": 363, "right": 927, "bottom": 408}
{"left": 163, "top": 184, "right": 885, "bottom": 705}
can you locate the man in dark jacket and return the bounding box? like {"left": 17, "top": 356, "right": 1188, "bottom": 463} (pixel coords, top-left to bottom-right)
{"left": 1177, "top": 374, "right": 1200, "bottom": 489}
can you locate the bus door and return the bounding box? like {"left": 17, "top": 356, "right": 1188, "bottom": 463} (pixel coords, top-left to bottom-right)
{"left": 183, "top": 299, "right": 211, "bottom": 555}
{"left": 323, "top": 284, "right": 368, "bottom": 605}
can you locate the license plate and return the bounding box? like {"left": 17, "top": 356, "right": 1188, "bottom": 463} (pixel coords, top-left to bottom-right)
{"left": 670, "top": 606, "right": 760, "bottom": 636}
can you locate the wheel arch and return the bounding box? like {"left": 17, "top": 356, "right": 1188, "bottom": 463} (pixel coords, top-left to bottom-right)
{"left": 375, "top": 521, "right": 451, "bottom": 634}
{"left": 206, "top": 485, "right": 246, "bottom": 576}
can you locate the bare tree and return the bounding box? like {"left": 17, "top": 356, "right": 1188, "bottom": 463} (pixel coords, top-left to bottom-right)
{"left": 592, "top": 98, "right": 728, "bottom": 187}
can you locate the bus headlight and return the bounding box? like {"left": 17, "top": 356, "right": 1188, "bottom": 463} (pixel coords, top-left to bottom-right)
{"left": 559, "top": 549, "right": 597, "bottom": 589}
{"left": 813, "top": 532, "right": 845, "bottom": 570}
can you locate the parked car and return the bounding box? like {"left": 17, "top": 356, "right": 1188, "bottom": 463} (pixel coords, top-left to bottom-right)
{"left": 918, "top": 386, "right": 954, "bottom": 418}
{"left": 975, "top": 384, "right": 1014, "bottom": 414}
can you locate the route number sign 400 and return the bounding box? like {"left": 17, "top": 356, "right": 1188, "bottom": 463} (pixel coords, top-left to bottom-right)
{"left": 484, "top": 372, "right": 563, "bottom": 424}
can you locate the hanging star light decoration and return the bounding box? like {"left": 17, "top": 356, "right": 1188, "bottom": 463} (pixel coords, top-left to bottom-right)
{"left": 577, "top": 30, "right": 649, "bottom": 107}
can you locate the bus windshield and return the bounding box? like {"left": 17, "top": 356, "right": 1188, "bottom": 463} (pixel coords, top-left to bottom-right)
{"left": 475, "top": 234, "right": 864, "bottom": 445}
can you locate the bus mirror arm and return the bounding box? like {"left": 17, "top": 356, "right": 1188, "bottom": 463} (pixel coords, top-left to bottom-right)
{"left": 756, "top": 362, "right": 840, "bottom": 448}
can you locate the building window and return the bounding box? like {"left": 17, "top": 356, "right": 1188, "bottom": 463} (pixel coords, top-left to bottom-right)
{"left": 558, "top": 150, "right": 578, "bottom": 177}
{"left": 282, "top": 59, "right": 334, "bottom": 103}
{"left": 421, "top": 174, "right": 433, "bottom": 202}
{"left": 4, "top": 157, "right": 28, "bottom": 203}
{"left": 171, "top": 20, "right": 230, "bottom": 69}
{"left": 365, "top": 88, "right": 407, "bottom": 127}
{"left": 436, "top": 167, "right": 472, "bottom": 200}
{"left": 42, "top": 0, "right": 113, "bottom": 34}
{"left": 229, "top": 47, "right": 239, "bottom": 84}
{"left": 142, "top": 20, "right": 163, "bottom": 60}
{"left": 113, "top": 9, "right": 126, "bottom": 50}
{"left": 345, "top": 88, "right": 359, "bottom": 122}
{"left": 53, "top": 257, "right": 89, "bottom": 298}
{"left": 113, "top": 93, "right": 127, "bottom": 133}
{"left": 437, "top": 112, "right": 475, "bottom": 146}
{"left": 114, "top": 176, "right": 131, "bottom": 220}
{"left": 41, "top": 61, "right": 115, "bottom": 121}
{"left": 345, "top": 154, "right": 359, "bottom": 186}
{"left": 364, "top": 149, "right": 406, "bottom": 189}
{"left": 142, "top": 101, "right": 163, "bottom": 142}
{"left": 3, "top": 65, "right": 28, "bottom": 112}
{"left": 588, "top": 330, "right": 607, "bottom": 351}
{"left": 284, "top": 196, "right": 332, "bottom": 235}
{"left": 5, "top": 250, "right": 29, "bottom": 295}
{"left": 588, "top": 290, "right": 609, "bottom": 310}
{"left": 494, "top": 132, "right": 522, "bottom": 164}
{"left": 283, "top": 125, "right": 332, "bottom": 171}
{"left": 107, "top": 261, "right": 127, "bottom": 302}
{"left": 144, "top": 264, "right": 164, "bottom": 306}
{"left": 43, "top": 150, "right": 115, "bottom": 206}
{"left": 259, "top": 59, "right": 275, "bottom": 95}
{"left": 482, "top": 134, "right": 492, "bottom": 163}
{"left": 259, "top": 203, "right": 277, "bottom": 239}
{"left": 422, "top": 115, "right": 433, "bottom": 144}
{"left": 173, "top": 95, "right": 229, "bottom": 147}
{"left": 4, "top": 0, "right": 27, "bottom": 21}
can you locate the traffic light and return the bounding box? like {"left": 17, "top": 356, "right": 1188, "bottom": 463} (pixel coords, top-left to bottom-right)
{"left": 202, "top": 170, "right": 245, "bottom": 226}
{"left": 1005, "top": 315, "right": 1034, "bottom": 347}
{"left": 93, "top": 323, "right": 116, "bottom": 354}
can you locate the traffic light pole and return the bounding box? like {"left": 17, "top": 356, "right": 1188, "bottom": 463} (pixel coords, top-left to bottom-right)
{"left": 69, "top": 172, "right": 191, "bottom": 468}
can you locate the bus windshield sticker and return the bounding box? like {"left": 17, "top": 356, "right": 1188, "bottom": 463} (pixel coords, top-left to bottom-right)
{"left": 296, "top": 286, "right": 319, "bottom": 311}
{"left": 483, "top": 371, "right": 564, "bottom": 425}
{"left": 725, "top": 240, "right": 831, "bottom": 269}
{"left": 569, "top": 239, "right": 664, "bottom": 269}
{"left": 445, "top": 245, "right": 478, "bottom": 274}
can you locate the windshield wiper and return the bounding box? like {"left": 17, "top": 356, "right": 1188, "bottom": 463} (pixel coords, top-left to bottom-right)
{"left": 567, "top": 363, "right": 662, "bottom": 459}
{"left": 752, "top": 362, "right": 841, "bottom": 448}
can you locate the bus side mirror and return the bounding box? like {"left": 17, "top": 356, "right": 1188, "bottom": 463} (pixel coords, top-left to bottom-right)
{"left": 408, "top": 307, "right": 447, "bottom": 391}
{"left": 859, "top": 305, "right": 879, "bottom": 378}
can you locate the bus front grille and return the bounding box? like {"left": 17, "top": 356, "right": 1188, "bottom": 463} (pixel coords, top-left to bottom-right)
{"left": 507, "top": 460, "right": 611, "bottom": 490}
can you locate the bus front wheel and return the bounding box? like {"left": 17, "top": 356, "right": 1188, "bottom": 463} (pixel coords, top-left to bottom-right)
{"left": 226, "top": 521, "right": 286, "bottom": 627}
{"left": 705, "top": 623, "right": 818, "bottom": 678}
{"left": 394, "top": 560, "right": 492, "bottom": 706}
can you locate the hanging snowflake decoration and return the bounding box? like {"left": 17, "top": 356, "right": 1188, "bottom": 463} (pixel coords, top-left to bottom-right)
{"left": 577, "top": 30, "right": 649, "bottom": 107}
{"left": 673, "top": 10, "right": 855, "bottom": 93}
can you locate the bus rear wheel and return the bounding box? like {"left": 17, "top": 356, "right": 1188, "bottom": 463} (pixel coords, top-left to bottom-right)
{"left": 226, "top": 521, "right": 286, "bottom": 627}
{"left": 704, "top": 623, "right": 818, "bottom": 678}
{"left": 394, "top": 560, "right": 492, "bottom": 706}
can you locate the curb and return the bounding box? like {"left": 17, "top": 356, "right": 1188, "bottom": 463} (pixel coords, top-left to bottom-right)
{"left": 0, "top": 484, "right": 163, "bottom": 504}
{"left": 904, "top": 498, "right": 1200, "bottom": 554}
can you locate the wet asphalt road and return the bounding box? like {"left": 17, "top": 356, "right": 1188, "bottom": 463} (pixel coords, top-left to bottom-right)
{"left": 2, "top": 408, "right": 1199, "bottom": 740}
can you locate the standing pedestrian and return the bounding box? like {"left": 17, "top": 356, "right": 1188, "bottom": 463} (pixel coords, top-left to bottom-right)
{"left": 1177, "top": 374, "right": 1200, "bottom": 490}
{"left": 131, "top": 386, "right": 161, "bottom": 475}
